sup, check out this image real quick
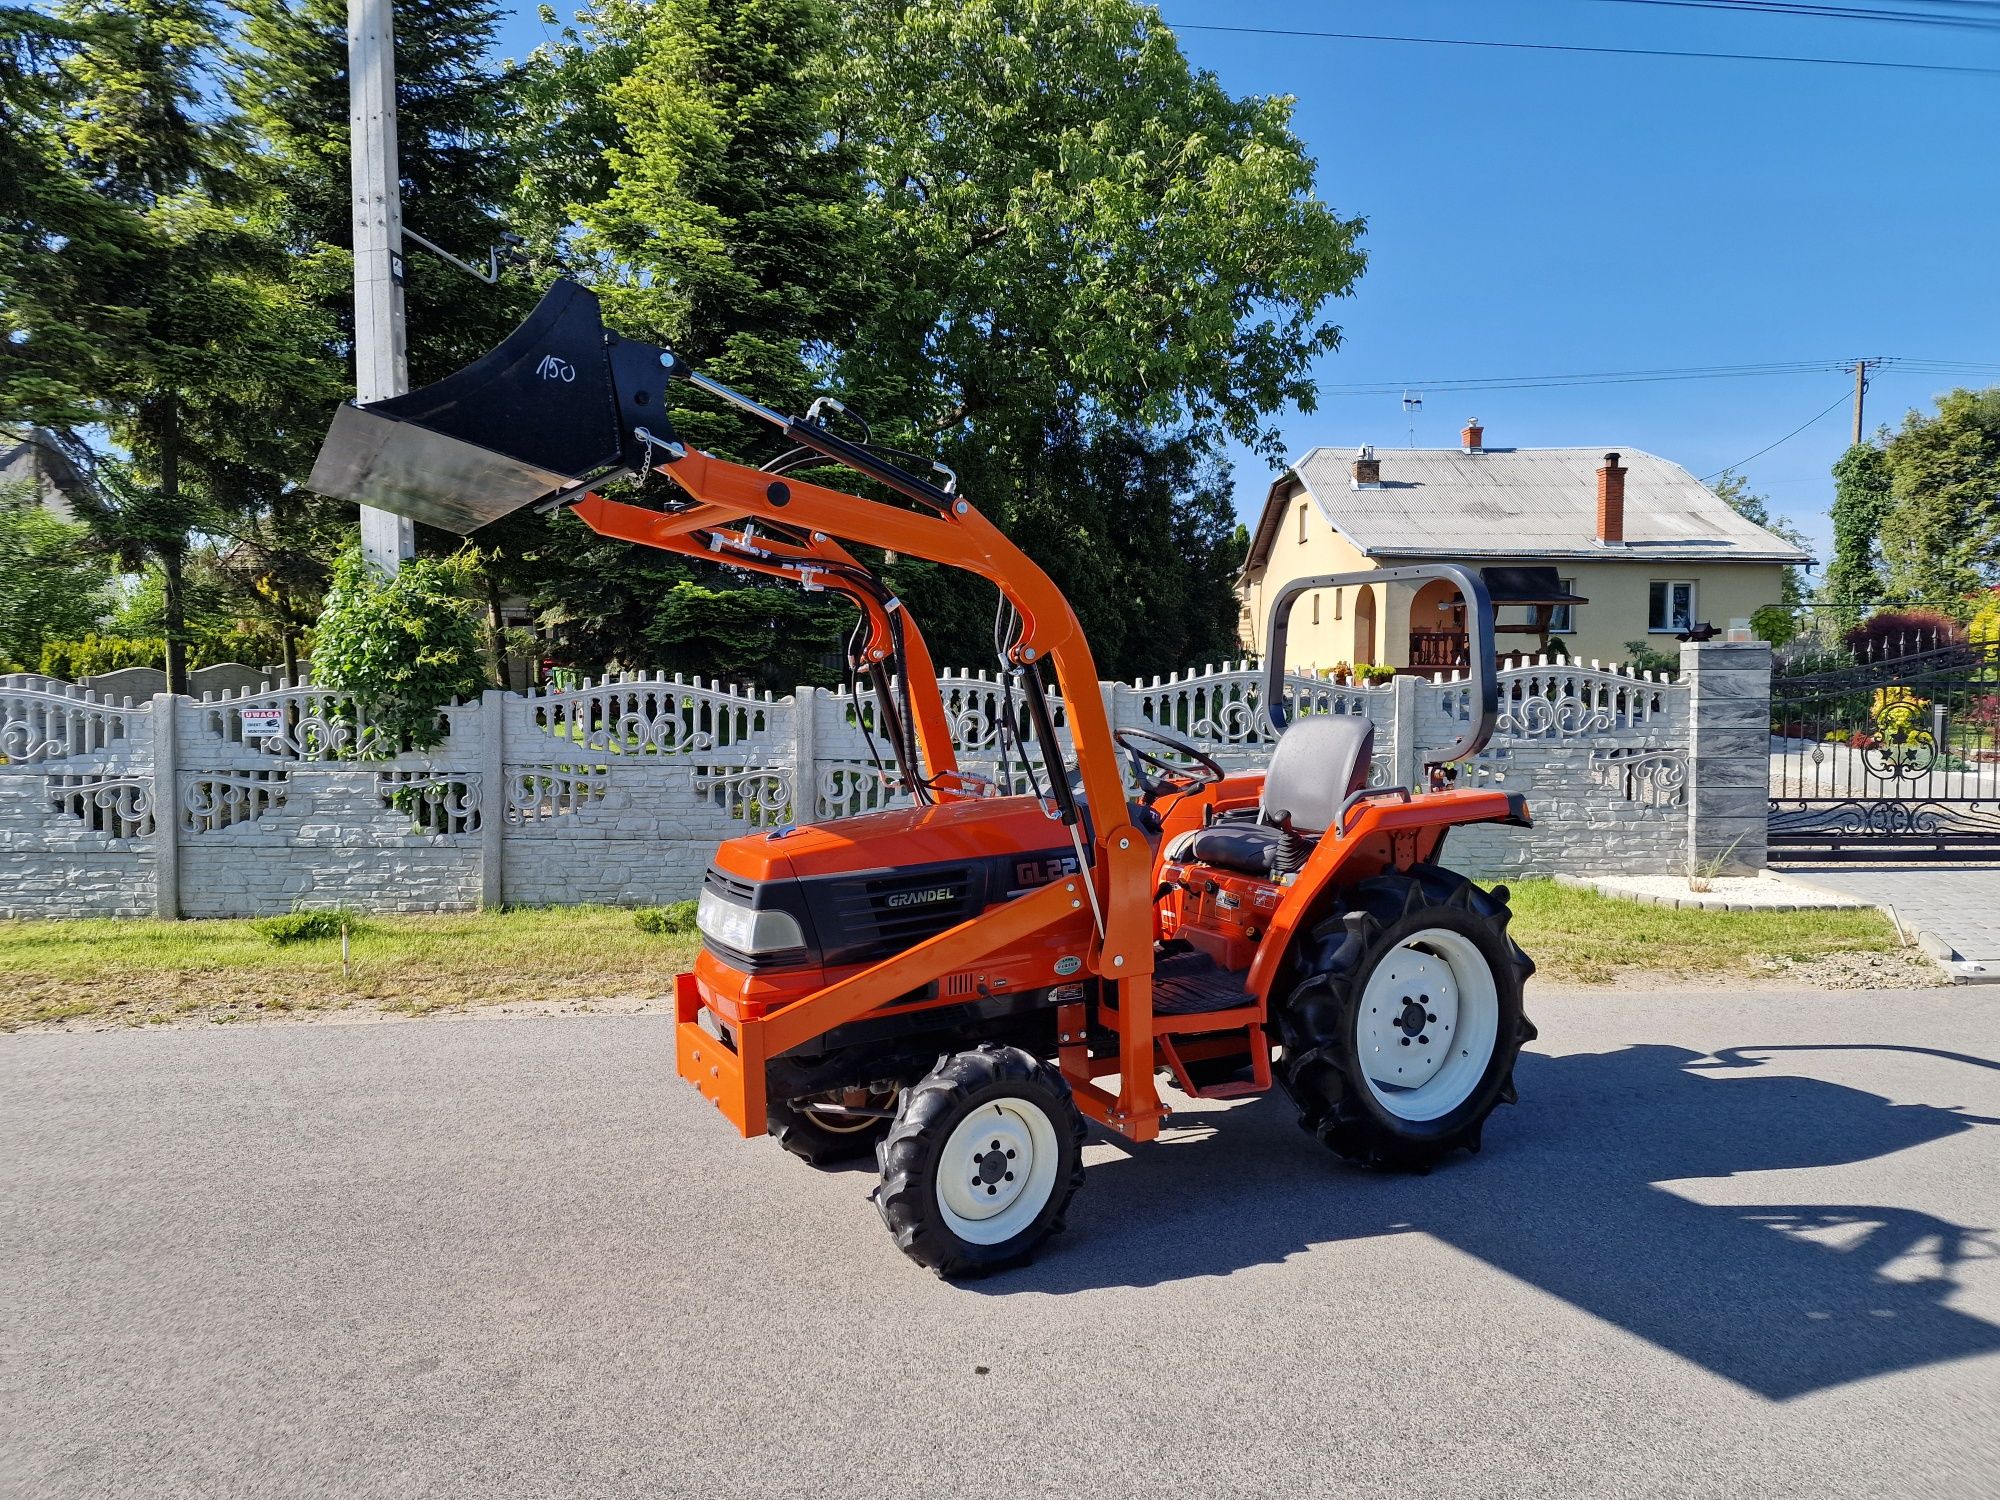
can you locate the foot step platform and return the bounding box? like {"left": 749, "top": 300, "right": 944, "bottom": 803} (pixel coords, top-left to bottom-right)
{"left": 1152, "top": 949, "right": 1254, "bottom": 1017}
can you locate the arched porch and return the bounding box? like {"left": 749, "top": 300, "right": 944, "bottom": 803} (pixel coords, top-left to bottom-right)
{"left": 1408, "top": 578, "right": 1469, "bottom": 671}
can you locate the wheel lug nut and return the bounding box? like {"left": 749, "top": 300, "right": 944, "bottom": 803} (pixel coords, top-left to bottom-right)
{"left": 1005, "top": 1149, "right": 1015, "bottom": 1158}
{"left": 1004, "top": 1171, "right": 1014, "bottom": 1181}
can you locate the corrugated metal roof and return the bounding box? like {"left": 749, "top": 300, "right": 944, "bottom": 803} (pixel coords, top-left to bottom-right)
{"left": 1250, "top": 445, "right": 1813, "bottom": 568}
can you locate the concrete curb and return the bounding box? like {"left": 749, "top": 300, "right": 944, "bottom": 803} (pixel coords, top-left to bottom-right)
{"left": 1551, "top": 870, "right": 1990, "bottom": 985}
{"left": 1751, "top": 868, "right": 1999, "bottom": 987}
{"left": 1550, "top": 871, "right": 1865, "bottom": 914}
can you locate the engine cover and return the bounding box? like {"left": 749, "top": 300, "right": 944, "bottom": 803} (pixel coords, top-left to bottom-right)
{"left": 701, "top": 795, "right": 1087, "bottom": 974}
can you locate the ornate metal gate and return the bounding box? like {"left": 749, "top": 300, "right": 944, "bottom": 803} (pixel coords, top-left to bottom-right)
{"left": 1769, "top": 631, "right": 2000, "bottom": 858}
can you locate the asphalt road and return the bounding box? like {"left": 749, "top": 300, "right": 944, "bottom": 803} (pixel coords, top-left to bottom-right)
{"left": 5, "top": 987, "right": 1998, "bottom": 1499}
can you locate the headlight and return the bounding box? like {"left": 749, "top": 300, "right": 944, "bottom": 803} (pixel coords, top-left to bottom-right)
{"left": 696, "top": 888, "right": 806, "bottom": 954}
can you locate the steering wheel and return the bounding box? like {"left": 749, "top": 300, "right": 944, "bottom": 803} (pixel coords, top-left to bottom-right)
{"left": 1113, "top": 727, "right": 1225, "bottom": 802}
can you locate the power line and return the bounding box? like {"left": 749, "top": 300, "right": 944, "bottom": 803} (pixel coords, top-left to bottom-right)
{"left": 1322, "top": 359, "right": 1857, "bottom": 395}
{"left": 1169, "top": 20, "right": 2000, "bottom": 75}
{"left": 1318, "top": 357, "right": 2000, "bottom": 397}
{"left": 1702, "top": 388, "right": 1854, "bottom": 478}
{"left": 1586, "top": 0, "right": 2000, "bottom": 32}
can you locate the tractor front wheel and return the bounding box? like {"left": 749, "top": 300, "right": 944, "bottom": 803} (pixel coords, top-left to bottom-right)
{"left": 768, "top": 1083, "right": 898, "bottom": 1168}
{"left": 873, "top": 1045, "right": 1086, "bottom": 1277}
{"left": 1276, "top": 868, "right": 1537, "bottom": 1169}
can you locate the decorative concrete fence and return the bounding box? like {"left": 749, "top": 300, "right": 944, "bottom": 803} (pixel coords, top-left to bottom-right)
{"left": 0, "top": 644, "right": 1766, "bottom": 919}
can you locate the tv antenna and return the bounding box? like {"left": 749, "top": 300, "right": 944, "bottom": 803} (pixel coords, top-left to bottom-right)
{"left": 1402, "top": 390, "right": 1423, "bottom": 447}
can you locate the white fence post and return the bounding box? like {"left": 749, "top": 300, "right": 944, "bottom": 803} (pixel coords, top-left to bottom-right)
{"left": 479, "top": 688, "right": 506, "bottom": 907}
{"left": 1391, "top": 674, "right": 1421, "bottom": 787}
{"left": 150, "top": 692, "right": 179, "bottom": 919}
{"left": 794, "top": 684, "right": 820, "bottom": 823}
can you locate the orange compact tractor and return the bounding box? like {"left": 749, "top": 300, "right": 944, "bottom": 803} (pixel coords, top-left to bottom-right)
{"left": 313, "top": 281, "right": 1538, "bottom": 1276}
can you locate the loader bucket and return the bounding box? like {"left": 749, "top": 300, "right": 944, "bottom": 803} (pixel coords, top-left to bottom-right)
{"left": 307, "top": 278, "right": 676, "bottom": 533}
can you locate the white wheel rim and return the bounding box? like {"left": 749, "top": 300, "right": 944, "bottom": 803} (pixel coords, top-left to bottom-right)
{"left": 1355, "top": 928, "right": 1500, "bottom": 1122}
{"left": 936, "top": 1097, "right": 1061, "bottom": 1246}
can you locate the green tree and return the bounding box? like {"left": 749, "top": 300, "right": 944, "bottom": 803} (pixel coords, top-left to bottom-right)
{"left": 225, "top": 0, "right": 528, "bottom": 672}
{"left": 1879, "top": 387, "right": 2000, "bottom": 612}
{"left": 1824, "top": 443, "right": 1892, "bottom": 615}
{"left": 507, "top": 0, "right": 878, "bottom": 676}
{"left": 28, "top": 0, "right": 232, "bottom": 694}
{"left": 311, "top": 548, "right": 488, "bottom": 749}
{"left": 0, "top": 480, "right": 113, "bottom": 670}
{"left": 577, "top": 0, "right": 871, "bottom": 444}
{"left": 505, "top": 0, "right": 1360, "bottom": 678}
{"left": 229, "top": 0, "right": 527, "bottom": 387}
{"left": 506, "top": 0, "right": 645, "bottom": 261}
{"left": 836, "top": 0, "right": 1364, "bottom": 459}
{"left": 829, "top": 0, "right": 1363, "bottom": 670}
{"left": 2, "top": 0, "right": 338, "bottom": 691}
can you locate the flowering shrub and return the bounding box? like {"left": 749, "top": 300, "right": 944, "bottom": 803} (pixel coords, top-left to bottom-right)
{"left": 1870, "top": 686, "right": 1932, "bottom": 744}
{"left": 1843, "top": 610, "right": 1964, "bottom": 663}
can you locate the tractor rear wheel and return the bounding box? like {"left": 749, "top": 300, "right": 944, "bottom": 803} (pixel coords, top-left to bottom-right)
{"left": 1275, "top": 868, "right": 1536, "bottom": 1169}
{"left": 873, "top": 1044, "right": 1086, "bottom": 1277}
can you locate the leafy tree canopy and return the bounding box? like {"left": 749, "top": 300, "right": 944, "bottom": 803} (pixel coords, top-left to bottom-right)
{"left": 1878, "top": 386, "right": 2000, "bottom": 612}
{"left": 0, "top": 480, "right": 113, "bottom": 670}
{"left": 834, "top": 0, "right": 1364, "bottom": 461}
{"left": 1823, "top": 443, "right": 1892, "bottom": 616}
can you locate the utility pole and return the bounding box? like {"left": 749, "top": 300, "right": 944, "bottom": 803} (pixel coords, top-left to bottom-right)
{"left": 348, "top": 0, "right": 412, "bottom": 573}
{"left": 1847, "top": 358, "right": 1880, "bottom": 448}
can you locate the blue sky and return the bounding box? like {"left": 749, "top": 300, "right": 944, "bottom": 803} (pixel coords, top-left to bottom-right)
{"left": 492, "top": 2, "right": 2000, "bottom": 564}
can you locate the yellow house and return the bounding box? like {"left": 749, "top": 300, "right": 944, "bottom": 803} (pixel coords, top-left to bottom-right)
{"left": 1237, "top": 425, "right": 1811, "bottom": 671}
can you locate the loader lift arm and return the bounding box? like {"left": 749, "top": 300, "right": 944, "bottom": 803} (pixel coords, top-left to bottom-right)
{"left": 566, "top": 490, "right": 962, "bottom": 797}
{"left": 588, "top": 440, "right": 1166, "bottom": 1135}
{"left": 310, "top": 279, "right": 1168, "bottom": 1137}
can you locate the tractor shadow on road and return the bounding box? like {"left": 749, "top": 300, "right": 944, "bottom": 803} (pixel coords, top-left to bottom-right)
{"left": 981, "top": 1043, "right": 2000, "bottom": 1401}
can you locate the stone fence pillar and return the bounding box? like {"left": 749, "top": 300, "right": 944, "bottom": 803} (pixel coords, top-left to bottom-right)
{"left": 1682, "top": 640, "right": 1771, "bottom": 875}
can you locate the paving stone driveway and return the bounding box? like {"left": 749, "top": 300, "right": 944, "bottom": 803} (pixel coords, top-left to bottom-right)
{"left": 1779, "top": 863, "right": 2000, "bottom": 976}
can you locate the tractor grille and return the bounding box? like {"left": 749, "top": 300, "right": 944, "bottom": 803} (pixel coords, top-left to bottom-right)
{"left": 703, "top": 868, "right": 759, "bottom": 904}
{"left": 819, "top": 869, "right": 979, "bottom": 962}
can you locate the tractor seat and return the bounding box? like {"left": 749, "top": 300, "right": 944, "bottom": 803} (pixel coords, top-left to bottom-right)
{"left": 1162, "top": 715, "right": 1375, "bottom": 877}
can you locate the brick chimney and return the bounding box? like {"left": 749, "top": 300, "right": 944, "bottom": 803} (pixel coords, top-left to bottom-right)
{"left": 1461, "top": 419, "right": 1484, "bottom": 453}
{"left": 1351, "top": 445, "right": 1380, "bottom": 486}
{"left": 1596, "top": 451, "right": 1626, "bottom": 545}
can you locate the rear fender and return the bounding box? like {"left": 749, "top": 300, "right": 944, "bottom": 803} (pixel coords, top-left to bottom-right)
{"left": 1243, "top": 789, "right": 1529, "bottom": 1003}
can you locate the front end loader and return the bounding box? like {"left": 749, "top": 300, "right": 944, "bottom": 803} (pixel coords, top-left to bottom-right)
{"left": 312, "top": 280, "right": 1538, "bottom": 1277}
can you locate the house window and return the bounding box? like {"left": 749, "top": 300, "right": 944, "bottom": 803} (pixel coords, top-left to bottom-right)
{"left": 1311, "top": 592, "right": 1320, "bottom": 625}
{"left": 1649, "top": 580, "right": 1696, "bottom": 633}
{"left": 1297, "top": 503, "right": 1308, "bottom": 545}
{"left": 1333, "top": 589, "right": 1342, "bottom": 621}
{"left": 1549, "top": 578, "right": 1577, "bottom": 635}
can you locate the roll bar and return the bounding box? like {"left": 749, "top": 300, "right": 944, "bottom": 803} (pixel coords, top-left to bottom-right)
{"left": 1264, "top": 564, "right": 1499, "bottom": 768}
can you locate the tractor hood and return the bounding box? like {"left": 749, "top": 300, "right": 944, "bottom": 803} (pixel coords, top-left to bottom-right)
{"left": 307, "top": 279, "right": 680, "bottom": 533}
